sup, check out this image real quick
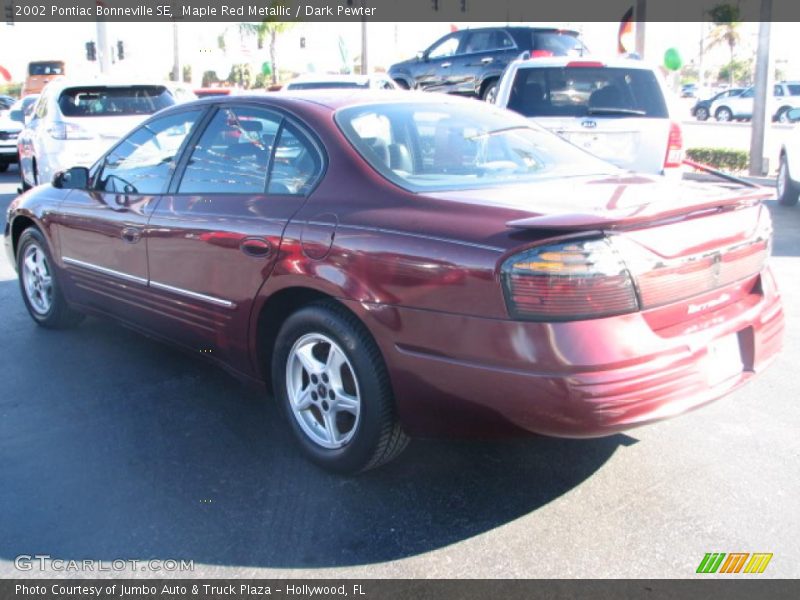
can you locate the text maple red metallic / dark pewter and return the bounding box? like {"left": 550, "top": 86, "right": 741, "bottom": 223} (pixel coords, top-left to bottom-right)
{"left": 3, "top": 91, "right": 784, "bottom": 472}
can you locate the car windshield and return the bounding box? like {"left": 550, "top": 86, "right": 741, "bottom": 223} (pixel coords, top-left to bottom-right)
{"left": 507, "top": 66, "right": 668, "bottom": 118}
{"left": 29, "top": 61, "right": 64, "bottom": 76}
{"left": 57, "top": 86, "right": 175, "bottom": 117}
{"left": 335, "top": 101, "right": 614, "bottom": 192}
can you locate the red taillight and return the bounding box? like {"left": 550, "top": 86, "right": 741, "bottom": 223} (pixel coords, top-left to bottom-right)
{"left": 565, "top": 61, "right": 605, "bottom": 68}
{"left": 530, "top": 50, "right": 554, "bottom": 58}
{"left": 664, "top": 121, "right": 683, "bottom": 169}
{"left": 501, "top": 238, "right": 639, "bottom": 321}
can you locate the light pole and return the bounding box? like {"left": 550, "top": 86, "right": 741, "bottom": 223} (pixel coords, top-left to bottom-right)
{"left": 749, "top": 0, "right": 772, "bottom": 176}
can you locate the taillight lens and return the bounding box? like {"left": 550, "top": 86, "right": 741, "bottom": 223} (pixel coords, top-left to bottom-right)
{"left": 501, "top": 238, "right": 639, "bottom": 321}
{"left": 664, "top": 121, "right": 683, "bottom": 169}
{"left": 530, "top": 50, "right": 554, "bottom": 58}
{"left": 48, "top": 121, "right": 95, "bottom": 140}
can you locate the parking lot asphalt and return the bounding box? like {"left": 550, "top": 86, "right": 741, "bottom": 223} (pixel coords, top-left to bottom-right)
{"left": 0, "top": 165, "right": 798, "bottom": 578}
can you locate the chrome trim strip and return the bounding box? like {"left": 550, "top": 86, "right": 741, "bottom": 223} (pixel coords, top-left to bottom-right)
{"left": 62, "top": 256, "right": 148, "bottom": 285}
{"left": 149, "top": 280, "right": 236, "bottom": 309}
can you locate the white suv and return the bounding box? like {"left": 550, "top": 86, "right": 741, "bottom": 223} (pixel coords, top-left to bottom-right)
{"left": 494, "top": 56, "right": 682, "bottom": 176}
{"left": 777, "top": 107, "right": 800, "bottom": 206}
{"left": 18, "top": 78, "right": 178, "bottom": 189}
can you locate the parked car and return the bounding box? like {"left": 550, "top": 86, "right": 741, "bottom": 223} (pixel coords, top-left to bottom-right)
{"left": 710, "top": 82, "right": 800, "bottom": 122}
{"left": 777, "top": 107, "right": 800, "bottom": 206}
{"left": 680, "top": 83, "right": 697, "bottom": 98}
{"left": 0, "top": 99, "right": 28, "bottom": 171}
{"left": 283, "top": 73, "right": 397, "bottom": 91}
{"left": 0, "top": 95, "right": 15, "bottom": 114}
{"left": 194, "top": 87, "right": 239, "bottom": 98}
{"left": 388, "top": 26, "right": 588, "bottom": 102}
{"left": 494, "top": 56, "right": 683, "bottom": 176}
{"left": 4, "top": 92, "right": 783, "bottom": 473}
{"left": 691, "top": 88, "right": 745, "bottom": 121}
{"left": 17, "top": 78, "right": 178, "bottom": 190}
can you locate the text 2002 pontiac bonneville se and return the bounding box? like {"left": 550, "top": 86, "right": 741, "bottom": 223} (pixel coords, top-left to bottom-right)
{"left": 4, "top": 91, "right": 784, "bottom": 472}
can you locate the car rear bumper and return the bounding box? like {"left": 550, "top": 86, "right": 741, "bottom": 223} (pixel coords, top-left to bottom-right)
{"left": 347, "top": 268, "right": 784, "bottom": 437}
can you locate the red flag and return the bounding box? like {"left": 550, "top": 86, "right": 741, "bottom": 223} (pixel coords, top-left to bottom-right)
{"left": 618, "top": 7, "right": 634, "bottom": 54}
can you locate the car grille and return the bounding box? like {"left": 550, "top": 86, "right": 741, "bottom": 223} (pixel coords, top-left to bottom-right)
{"left": 635, "top": 238, "right": 769, "bottom": 309}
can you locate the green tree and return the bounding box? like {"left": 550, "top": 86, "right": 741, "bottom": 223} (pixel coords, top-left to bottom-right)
{"left": 237, "top": 2, "right": 295, "bottom": 86}
{"left": 706, "top": 3, "right": 742, "bottom": 87}
{"left": 718, "top": 58, "right": 753, "bottom": 86}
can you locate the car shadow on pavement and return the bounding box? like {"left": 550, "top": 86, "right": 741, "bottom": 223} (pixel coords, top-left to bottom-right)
{"left": 0, "top": 279, "right": 632, "bottom": 569}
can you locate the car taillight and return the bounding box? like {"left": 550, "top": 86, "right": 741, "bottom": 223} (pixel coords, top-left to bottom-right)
{"left": 664, "top": 121, "right": 683, "bottom": 169}
{"left": 530, "top": 50, "right": 554, "bottom": 58}
{"left": 565, "top": 61, "right": 605, "bottom": 68}
{"left": 501, "top": 238, "right": 639, "bottom": 321}
{"left": 48, "top": 121, "right": 94, "bottom": 140}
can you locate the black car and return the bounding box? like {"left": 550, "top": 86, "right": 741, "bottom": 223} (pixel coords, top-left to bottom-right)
{"left": 388, "top": 27, "right": 587, "bottom": 103}
{"left": 691, "top": 88, "right": 745, "bottom": 121}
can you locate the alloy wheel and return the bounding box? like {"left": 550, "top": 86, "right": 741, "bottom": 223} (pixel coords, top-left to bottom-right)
{"left": 21, "top": 243, "right": 53, "bottom": 315}
{"left": 285, "top": 333, "right": 361, "bottom": 449}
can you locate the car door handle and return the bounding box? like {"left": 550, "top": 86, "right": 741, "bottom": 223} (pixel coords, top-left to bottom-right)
{"left": 481, "top": 57, "right": 493, "bottom": 64}
{"left": 121, "top": 227, "right": 142, "bottom": 244}
{"left": 240, "top": 237, "right": 272, "bottom": 258}
{"left": 440, "top": 62, "right": 452, "bottom": 68}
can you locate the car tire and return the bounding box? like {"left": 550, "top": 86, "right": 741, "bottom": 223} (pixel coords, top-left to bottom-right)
{"left": 272, "top": 300, "right": 409, "bottom": 474}
{"left": 715, "top": 107, "right": 733, "bottom": 122}
{"left": 32, "top": 159, "right": 40, "bottom": 186}
{"left": 393, "top": 79, "right": 410, "bottom": 90}
{"left": 777, "top": 154, "right": 800, "bottom": 207}
{"left": 776, "top": 107, "right": 792, "bottom": 123}
{"left": 16, "top": 228, "right": 85, "bottom": 329}
{"left": 481, "top": 80, "right": 498, "bottom": 103}
{"left": 695, "top": 107, "right": 709, "bottom": 121}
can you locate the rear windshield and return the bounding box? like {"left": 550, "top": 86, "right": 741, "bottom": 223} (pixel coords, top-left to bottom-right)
{"left": 507, "top": 67, "right": 668, "bottom": 119}
{"left": 288, "top": 82, "right": 367, "bottom": 90}
{"left": 57, "top": 86, "right": 175, "bottom": 117}
{"left": 28, "top": 62, "right": 64, "bottom": 76}
{"left": 335, "top": 101, "right": 613, "bottom": 192}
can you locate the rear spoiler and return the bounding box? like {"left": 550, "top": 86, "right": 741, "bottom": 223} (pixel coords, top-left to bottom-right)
{"left": 506, "top": 188, "right": 770, "bottom": 232}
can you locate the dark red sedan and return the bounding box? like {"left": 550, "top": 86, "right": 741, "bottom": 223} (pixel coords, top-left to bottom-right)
{"left": 4, "top": 92, "right": 784, "bottom": 473}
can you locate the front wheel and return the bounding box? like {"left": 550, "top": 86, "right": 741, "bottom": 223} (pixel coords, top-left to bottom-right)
{"left": 17, "top": 228, "right": 84, "bottom": 328}
{"left": 695, "top": 107, "right": 709, "bottom": 121}
{"left": 482, "top": 81, "right": 498, "bottom": 103}
{"left": 776, "top": 107, "right": 792, "bottom": 123}
{"left": 777, "top": 155, "right": 800, "bottom": 206}
{"left": 272, "top": 301, "right": 408, "bottom": 473}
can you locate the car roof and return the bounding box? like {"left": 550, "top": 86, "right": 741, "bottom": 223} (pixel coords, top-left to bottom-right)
{"left": 510, "top": 55, "right": 656, "bottom": 71}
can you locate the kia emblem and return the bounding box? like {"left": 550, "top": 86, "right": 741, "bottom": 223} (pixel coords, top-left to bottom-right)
{"left": 581, "top": 120, "right": 597, "bottom": 129}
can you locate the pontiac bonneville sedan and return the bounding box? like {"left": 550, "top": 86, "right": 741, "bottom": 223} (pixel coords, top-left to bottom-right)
{"left": 4, "top": 92, "right": 784, "bottom": 473}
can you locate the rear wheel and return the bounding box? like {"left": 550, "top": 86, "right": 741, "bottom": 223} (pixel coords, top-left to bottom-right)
{"left": 715, "top": 107, "right": 733, "bottom": 122}
{"left": 272, "top": 301, "right": 408, "bottom": 473}
{"left": 17, "top": 228, "right": 84, "bottom": 328}
{"left": 777, "top": 154, "right": 800, "bottom": 207}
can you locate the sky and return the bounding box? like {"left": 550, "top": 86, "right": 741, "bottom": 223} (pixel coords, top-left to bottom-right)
{"left": 1, "top": 20, "right": 798, "bottom": 86}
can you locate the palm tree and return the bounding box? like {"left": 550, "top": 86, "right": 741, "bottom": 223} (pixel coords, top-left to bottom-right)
{"left": 706, "top": 3, "right": 742, "bottom": 87}
{"left": 238, "top": 6, "right": 295, "bottom": 86}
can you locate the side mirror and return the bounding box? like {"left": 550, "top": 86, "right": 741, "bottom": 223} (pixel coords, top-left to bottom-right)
{"left": 416, "top": 50, "right": 427, "bottom": 61}
{"left": 53, "top": 166, "right": 90, "bottom": 190}
{"left": 787, "top": 108, "right": 800, "bottom": 123}
{"left": 9, "top": 110, "right": 24, "bottom": 123}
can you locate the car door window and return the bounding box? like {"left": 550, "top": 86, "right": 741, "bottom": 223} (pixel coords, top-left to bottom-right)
{"left": 268, "top": 124, "right": 323, "bottom": 195}
{"left": 428, "top": 34, "right": 461, "bottom": 59}
{"left": 98, "top": 110, "right": 202, "bottom": 195}
{"left": 178, "top": 106, "right": 281, "bottom": 194}
{"left": 741, "top": 89, "right": 754, "bottom": 98}
{"left": 463, "top": 31, "right": 497, "bottom": 54}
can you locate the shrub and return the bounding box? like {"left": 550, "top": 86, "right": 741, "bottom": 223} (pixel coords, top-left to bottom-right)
{"left": 686, "top": 147, "right": 749, "bottom": 172}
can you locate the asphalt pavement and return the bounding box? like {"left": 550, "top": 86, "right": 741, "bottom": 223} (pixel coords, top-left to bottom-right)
{"left": 0, "top": 165, "right": 798, "bottom": 578}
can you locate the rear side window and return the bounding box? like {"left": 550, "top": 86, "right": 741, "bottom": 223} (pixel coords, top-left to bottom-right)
{"left": 786, "top": 84, "right": 800, "bottom": 96}
{"left": 526, "top": 32, "right": 587, "bottom": 56}
{"left": 507, "top": 67, "right": 668, "bottom": 118}
{"left": 57, "top": 86, "right": 175, "bottom": 117}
